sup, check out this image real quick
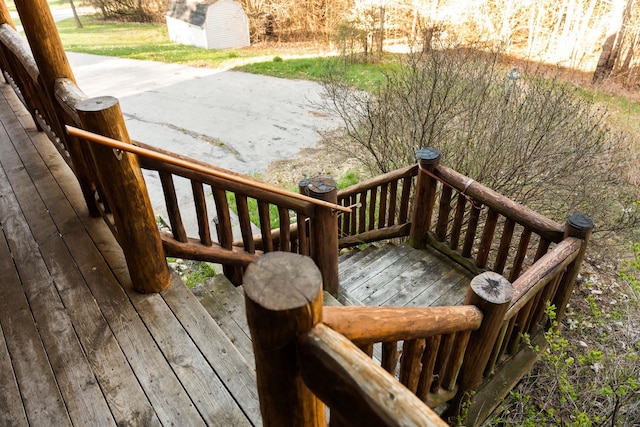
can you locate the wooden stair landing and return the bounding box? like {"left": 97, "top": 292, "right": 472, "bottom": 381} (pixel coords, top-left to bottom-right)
{"left": 194, "top": 242, "right": 476, "bottom": 371}
{"left": 338, "top": 242, "right": 475, "bottom": 307}
{"left": 0, "top": 83, "right": 259, "bottom": 426}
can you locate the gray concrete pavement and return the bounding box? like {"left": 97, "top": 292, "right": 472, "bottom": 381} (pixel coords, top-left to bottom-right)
{"left": 66, "top": 52, "right": 340, "bottom": 234}
{"left": 68, "top": 52, "right": 338, "bottom": 175}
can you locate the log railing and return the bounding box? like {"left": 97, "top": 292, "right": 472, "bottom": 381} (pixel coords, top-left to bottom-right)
{"left": 409, "top": 148, "right": 566, "bottom": 283}
{"left": 337, "top": 164, "right": 418, "bottom": 247}
{"left": 244, "top": 252, "right": 458, "bottom": 426}
{"left": 322, "top": 305, "right": 482, "bottom": 409}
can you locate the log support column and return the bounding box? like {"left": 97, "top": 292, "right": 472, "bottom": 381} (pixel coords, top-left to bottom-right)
{"left": 76, "top": 96, "right": 170, "bottom": 293}
{"left": 552, "top": 214, "right": 594, "bottom": 325}
{"left": 409, "top": 147, "right": 441, "bottom": 249}
{"left": 446, "top": 271, "right": 513, "bottom": 423}
{"left": 302, "top": 176, "right": 340, "bottom": 297}
{"left": 244, "top": 252, "right": 325, "bottom": 427}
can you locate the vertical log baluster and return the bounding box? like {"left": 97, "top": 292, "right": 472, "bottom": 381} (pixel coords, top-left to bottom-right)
{"left": 435, "top": 185, "right": 453, "bottom": 242}
{"left": 297, "top": 213, "right": 310, "bottom": 256}
{"left": 430, "top": 333, "right": 455, "bottom": 393}
{"left": 400, "top": 339, "right": 426, "bottom": 393}
{"left": 258, "top": 201, "right": 273, "bottom": 253}
{"left": 159, "top": 171, "right": 187, "bottom": 242}
{"left": 236, "top": 194, "right": 255, "bottom": 254}
{"left": 509, "top": 228, "right": 532, "bottom": 282}
{"left": 367, "top": 187, "right": 377, "bottom": 231}
{"left": 191, "top": 181, "right": 212, "bottom": 246}
{"left": 450, "top": 195, "right": 467, "bottom": 251}
{"left": 476, "top": 208, "right": 499, "bottom": 268}
{"left": 533, "top": 237, "right": 552, "bottom": 261}
{"left": 388, "top": 180, "right": 398, "bottom": 226}
{"left": 494, "top": 217, "right": 515, "bottom": 274}
{"left": 461, "top": 204, "right": 481, "bottom": 258}
{"left": 442, "top": 330, "right": 472, "bottom": 392}
{"left": 378, "top": 183, "right": 388, "bottom": 228}
{"left": 484, "top": 320, "right": 510, "bottom": 376}
{"left": 416, "top": 335, "right": 441, "bottom": 402}
{"left": 213, "top": 187, "right": 241, "bottom": 284}
{"left": 358, "top": 191, "right": 367, "bottom": 234}
{"left": 398, "top": 176, "right": 412, "bottom": 224}
{"left": 381, "top": 341, "right": 399, "bottom": 375}
{"left": 278, "top": 207, "right": 290, "bottom": 252}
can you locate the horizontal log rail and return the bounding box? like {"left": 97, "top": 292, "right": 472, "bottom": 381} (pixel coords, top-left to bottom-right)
{"left": 323, "top": 305, "right": 482, "bottom": 344}
{"left": 433, "top": 165, "right": 564, "bottom": 243}
{"left": 506, "top": 237, "right": 582, "bottom": 320}
{"left": 67, "top": 126, "right": 351, "bottom": 214}
{"left": 298, "top": 323, "right": 449, "bottom": 426}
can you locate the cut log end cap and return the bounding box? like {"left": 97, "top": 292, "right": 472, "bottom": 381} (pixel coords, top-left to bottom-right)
{"left": 244, "top": 252, "right": 322, "bottom": 311}
{"left": 76, "top": 96, "right": 119, "bottom": 113}
{"left": 416, "top": 147, "right": 441, "bottom": 164}
{"left": 567, "top": 214, "right": 594, "bottom": 233}
{"left": 470, "top": 272, "right": 513, "bottom": 305}
{"left": 306, "top": 176, "right": 337, "bottom": 196}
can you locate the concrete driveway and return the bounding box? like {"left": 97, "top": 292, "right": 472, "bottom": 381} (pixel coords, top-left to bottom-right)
{"left": 66, "top": 52, "right": 340, "bottom": 233}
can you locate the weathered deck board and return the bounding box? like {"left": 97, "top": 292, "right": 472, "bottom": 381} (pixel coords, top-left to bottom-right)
{"left": 342, "top": 243, "right": 475, "bottom": 308}
{"left": 0, "top": 82, "right": 258, "bottom": 425}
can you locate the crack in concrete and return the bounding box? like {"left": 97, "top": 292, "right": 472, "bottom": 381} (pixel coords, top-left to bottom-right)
{"left": 123, "top": 112, "right": 245, "bottom": 160}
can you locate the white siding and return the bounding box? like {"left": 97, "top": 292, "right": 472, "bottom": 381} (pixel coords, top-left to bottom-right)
{"left": 205, "top": 0, "right": 250, "bottom": 49}
{"left": 166, "top": 17, "right": 208, "bottom": 49}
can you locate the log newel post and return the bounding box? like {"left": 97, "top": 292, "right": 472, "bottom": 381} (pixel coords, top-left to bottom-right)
{"left": 76, "top": 96, "right": 170, "bottom": 293}
{"left": 409, "top": 147, "right": 441, "bottom": 249}
{"left": 12, "top": 0, "right": 98, "bottom": 214}
{"left": 0, "top": 1, "right": 16, "bottom": 30}
{"left": 302, "top": 176, "right": 339, "bottom": 297}
{"left": 244, "top": 252, "right": 326, "bottom": 427}
{"left": 446, "top": 271, "right": 513, "bottom": 423}
{"left": 551, "top": 214, "right": 594, "bottom": 326}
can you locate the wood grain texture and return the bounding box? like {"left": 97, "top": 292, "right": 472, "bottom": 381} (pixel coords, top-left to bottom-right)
{"left": 299, "top": 324, "right": 449, "bottom": 427}
{"left": 244, "top": 252, "right": 325, "bottom": 427}
{"left": 323, "top": 306, "right": 482, "bottom": 344}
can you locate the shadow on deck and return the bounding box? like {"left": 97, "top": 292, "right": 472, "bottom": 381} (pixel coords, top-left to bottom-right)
{"left": 0, "top": 82, "right": 260, "bottom": 426}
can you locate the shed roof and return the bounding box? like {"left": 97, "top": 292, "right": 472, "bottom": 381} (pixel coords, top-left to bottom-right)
{"left": 166, "top": 0, "right": 219, "bottom": 27}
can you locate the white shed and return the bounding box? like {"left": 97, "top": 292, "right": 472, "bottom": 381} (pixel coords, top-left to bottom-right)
{"left": 165, "top": 0, "right": 250, "bottom": 50}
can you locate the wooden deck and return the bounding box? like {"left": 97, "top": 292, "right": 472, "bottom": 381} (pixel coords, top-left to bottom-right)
{"left": 0, "top": 74, "right": 476, "bottom": 426}
{"left": 0, "top": 82, "right": 260, "bottom": 426}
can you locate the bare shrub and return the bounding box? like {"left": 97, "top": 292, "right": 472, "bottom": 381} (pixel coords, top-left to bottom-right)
{"left": 321, "top": 44, "right": 640, "bottom": 245}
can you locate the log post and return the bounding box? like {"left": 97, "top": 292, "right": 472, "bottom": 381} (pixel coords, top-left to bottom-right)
{"left": 12, "top": 0, "right": 99, "bottom": 215}
{"left": 244, "top": 252, "right": 325, "bottom": 427}
{"left": 0, "top": 0, "right": 16, "bottom": 30}
{"left": 76, "top": 96, "right": 170, "bottom": 293}
{"left": 409, "top": 147, "right": 441, "bottom": 249}
{"left": 445, "top": 271, "right": 513, "bottom": 423}
{"left": 551, "top": 214, "right": 594, "bottom": 325}
{"left": 303, "top": 176, "right": 339, "bottom": 296}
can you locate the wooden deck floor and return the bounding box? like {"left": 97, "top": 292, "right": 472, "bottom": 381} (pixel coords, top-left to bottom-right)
{"left": 0, "top": 83, "right": 260, "bottom": 426}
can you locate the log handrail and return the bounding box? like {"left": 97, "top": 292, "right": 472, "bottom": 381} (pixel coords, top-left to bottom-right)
{"left": 66, "top": 125, "right": 352, "bottom": 214}
{"left": 505, "top": 237, "right": 582, "bottom": 319}
{"left": 434, "top": 165, "right": 564, "bottom": 243}
{"left": 298, "top": 323, "right": 449, "bottom": 427}
{"left": 337, "top": 164, "right": 418, "bottom": 198}
{"left": 322, "top": 305, "right": 482, "bottom": 344}
{"left": 0, "top": 24, "right": 39, "bottom": 81}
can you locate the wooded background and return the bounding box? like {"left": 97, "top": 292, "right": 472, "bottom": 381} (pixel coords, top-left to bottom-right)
{"left": 235, "top": 0, "right": 639, "bottom": 85}
{"left": 83, "top": 0, "right": 639, "bottom": 86}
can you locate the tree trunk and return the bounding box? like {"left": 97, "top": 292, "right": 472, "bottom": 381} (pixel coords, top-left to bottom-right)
{"left": 593, "top": 0, "right": 635, "bottom": 83}
{"left": 69, "top": 0, "right": 83, "bottom": 28}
